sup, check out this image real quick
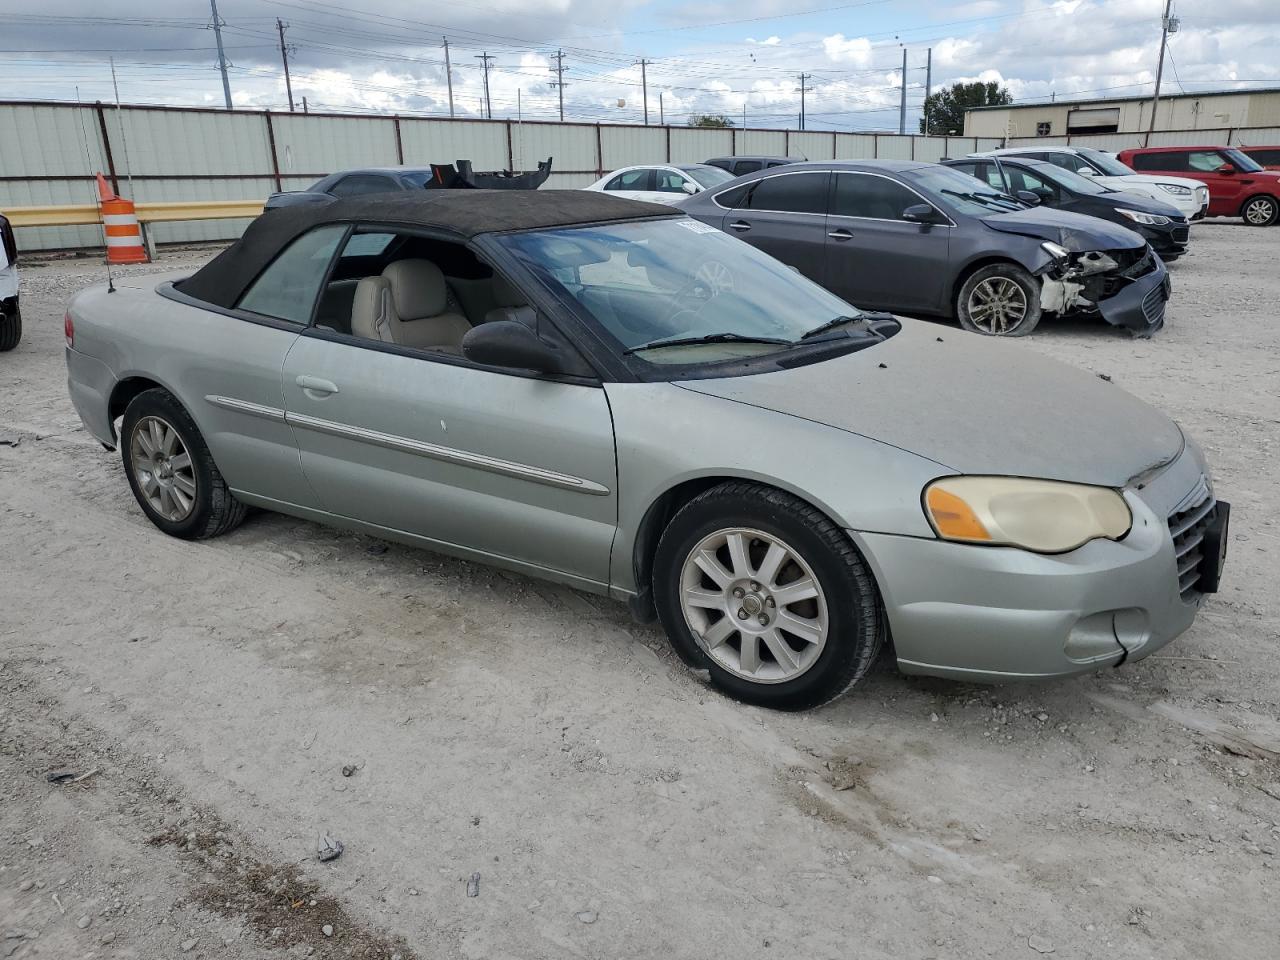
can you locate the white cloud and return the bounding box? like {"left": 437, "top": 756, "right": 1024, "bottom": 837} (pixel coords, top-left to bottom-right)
{"left": 821, "top": 34, "right": 873, "bottom": 66}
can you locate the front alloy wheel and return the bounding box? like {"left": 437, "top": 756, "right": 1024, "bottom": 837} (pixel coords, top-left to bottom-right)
{"left": 956, "top": 263, "right": 1042, "bottom": 337}
{"left": 654, "top": 481, "right": 884, "bottom": 710}
{"left": 679, "top": 527, "right": 828, "bottom": 684}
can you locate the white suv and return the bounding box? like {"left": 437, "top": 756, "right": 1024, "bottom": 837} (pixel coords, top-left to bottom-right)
{"left": 972, "top": 146, "right": 1210, "bottom": 221}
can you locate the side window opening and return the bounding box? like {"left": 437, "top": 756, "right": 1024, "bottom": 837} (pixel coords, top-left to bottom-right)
{"left": 236, "top": 224, "right": 347, "bottom": 325}
{"left": 832, "top": 173, "right": 921, "bottom": 220}
{"left": 742, "top": 172, "right": 828, "bottom": 214}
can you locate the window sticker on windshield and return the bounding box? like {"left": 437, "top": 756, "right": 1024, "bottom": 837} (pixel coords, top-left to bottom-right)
{"left": 676, "top": 219, "right": 720, "bottom": 235}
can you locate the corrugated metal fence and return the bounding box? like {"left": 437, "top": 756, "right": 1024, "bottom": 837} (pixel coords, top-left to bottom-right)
{"left": 1, "top": 100, "right": 1007, "bottom": 251}
{"left": 5, "top": 99, "right": 1277, "bottom": 252}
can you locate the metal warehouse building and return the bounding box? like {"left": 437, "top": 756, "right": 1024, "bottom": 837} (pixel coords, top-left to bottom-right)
{"left": 965, "top": 87, "right": 1280, "bottom": 140}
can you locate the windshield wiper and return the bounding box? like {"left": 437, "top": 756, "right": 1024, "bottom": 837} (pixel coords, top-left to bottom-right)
{"left": 623, "top": 332, "right": 792, "bottom": 355}
{"left": 799, "top": 314, "right": 869, "bottom": 340}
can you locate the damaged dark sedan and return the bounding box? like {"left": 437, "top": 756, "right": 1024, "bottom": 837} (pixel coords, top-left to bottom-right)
{"left": 677, "top": 160, "right": 1170, "bottom": 337}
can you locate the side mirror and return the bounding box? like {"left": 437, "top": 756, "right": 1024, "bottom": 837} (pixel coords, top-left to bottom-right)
{"left": 1217, "top": 163, "right": 1237, "bottom": 175}
{"left": 902, "top": 203, "right": 944, "bottom": 224}
{"left": 1016, "top": 189, "right": 1042, "bottom": 205}
{"left": 1075, "top": 166, "right": 1097, "bottom": 177}
{"left": 462, "top": 320, "right": 567, "bottom": 374}
{"left": 681, "top": 181, "right": 699, "bottom": 195}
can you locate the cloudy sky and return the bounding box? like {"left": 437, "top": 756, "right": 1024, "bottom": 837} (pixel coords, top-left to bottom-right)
{"left": 1, "top": 0, "right": 1277, "bottom": 130}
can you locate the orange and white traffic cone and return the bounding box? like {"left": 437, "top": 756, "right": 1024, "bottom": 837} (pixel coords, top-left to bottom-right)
{"left": 96, "top": 173, "right": 149, "bottom": 265}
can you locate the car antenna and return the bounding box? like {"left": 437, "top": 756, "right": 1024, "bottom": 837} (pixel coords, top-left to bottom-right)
{"left": 75, "top": 86, "right": 115, "bottom": 293}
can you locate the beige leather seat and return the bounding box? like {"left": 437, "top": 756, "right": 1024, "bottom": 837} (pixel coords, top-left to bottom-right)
{"left": 484, "top": 274, "right": 535, "bottom": 327}
{"left": 351, "top": 259, "right": 471, "bottom": 351}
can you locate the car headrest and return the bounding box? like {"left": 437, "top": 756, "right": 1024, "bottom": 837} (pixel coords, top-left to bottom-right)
{"left": 381, "top": 259, "right": 447, "bottom": 320}
{"left": 491, "top": 274, "right": 526, "bottom": 308}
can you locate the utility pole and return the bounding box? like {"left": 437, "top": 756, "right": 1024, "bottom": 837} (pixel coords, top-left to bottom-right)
{"left": 209, "top": 0, "right": 232, "bottom": 110}
{"left": 923, "top": 47, "right": 932, "bottom": 135}
{"left": 798, "top": 73, "right": 811, "bottom": 130}
{"left": 302, "top": 95, "right": 308, "bottom": 114}
{"left": 475, "top": 51, "right": 495, "bottom": 119}
{"left": 637, "top": 59, "right": 650, "bottom": 124}
{"left": 659, "top": 92, "right": 664, "bottom": 126}
{"left": 442, "top": 37, "right": 455, "bottom": 118}
{"left": 276, "top": 18, "right": 294, "bottom": 112}
{"left": 550, "top": 49, "right": 567, "bottom": 121}
{"left": 898, "top": 47, "right": 908, "bottom": 135}
{"left": 1147, "top": 0, "right": 1175, "bottom": 136}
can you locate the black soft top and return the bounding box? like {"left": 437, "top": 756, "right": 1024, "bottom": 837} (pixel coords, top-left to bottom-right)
{"left": 178, "top": 189, "right": 677, "bottom": 309}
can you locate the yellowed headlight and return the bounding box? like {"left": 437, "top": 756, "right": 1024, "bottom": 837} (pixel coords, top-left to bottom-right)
{"left": 924, "top": 476, "right": 1132, "bottom": 553}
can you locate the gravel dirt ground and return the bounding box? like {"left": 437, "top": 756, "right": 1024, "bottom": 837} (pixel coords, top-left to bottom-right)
{"left": 2, "top": 223, "right": 1278, "bottom": 960}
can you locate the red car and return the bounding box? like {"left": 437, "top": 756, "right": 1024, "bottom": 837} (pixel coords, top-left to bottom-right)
{"left": 1238, "top": 146, "right": 1280, "bottom": 170}
{"left": 1118, "top": 146, "right": 1280, "bottom": 226}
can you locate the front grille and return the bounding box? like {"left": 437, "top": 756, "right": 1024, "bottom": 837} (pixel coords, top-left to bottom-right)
{"left": 1167, "top": 480, "right": 1216, "bottom": 602}
{"left": 1142, "top": 285, "right": 1166, "bottom": 325}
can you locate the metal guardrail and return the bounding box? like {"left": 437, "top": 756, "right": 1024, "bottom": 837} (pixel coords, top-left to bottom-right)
{"left": 5, "top": 200, "right": 265, "bottom": 229}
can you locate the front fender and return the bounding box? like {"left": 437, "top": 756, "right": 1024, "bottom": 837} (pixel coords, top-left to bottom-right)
{"left": 604, "top": 381, "right": 948, "bottom": 595}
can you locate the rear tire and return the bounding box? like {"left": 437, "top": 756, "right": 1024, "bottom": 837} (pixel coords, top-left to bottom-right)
{"left": 956, "top": 263, "right": 1042, "bottom": 336}
{"left": 120, "top": 388, "right": 247, "bottom": 540}
{"left": 653, "top": 481, "right": 883, "bottom": 711}
{"left": 1241, "top": 194, "right": 1279, "bottom": 227}
{"left": 0, "top": 303, "right": 19, "bottom": 352}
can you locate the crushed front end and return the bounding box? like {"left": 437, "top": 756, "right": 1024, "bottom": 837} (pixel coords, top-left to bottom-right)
{"left": 1037, "top": 244, "right": 1170, "bottom": 337}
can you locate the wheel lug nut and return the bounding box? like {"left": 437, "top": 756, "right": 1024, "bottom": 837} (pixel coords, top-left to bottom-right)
{"left": 749, "top": 581, "right": 760, "bottom": 592}
{"left": 732, "top": 588, "right": 745, "bottom": 599}
{"left": 758, "top": 615, "right": 768, "bottom": 626}
{"left": 766, "top": 597, "right": 775, "bottom": 608}
{"left": 737, "top": 609, "right": 749, "bottom": 620}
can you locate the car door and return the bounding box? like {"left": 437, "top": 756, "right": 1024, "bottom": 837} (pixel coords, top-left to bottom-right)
{"left": 823, "top": 171, "right": 950, "bottom": 312}
{"left": 280, "top": 233, "right": 619, "bottom": 590}
{"left": 1186, "top": 150, "right": 1244, "bottom": 212}
{"left": 715, "top": 170, "right": 830, "bottom": 285}
{"left": 652, "top": 168, "right": 697, "bottom": 203}
{"left": 187, "top": 223, "right": 349, "bottom": 511}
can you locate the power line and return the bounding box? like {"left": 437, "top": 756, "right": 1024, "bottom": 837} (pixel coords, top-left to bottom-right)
{"left": 474, "top": 51, "right": 495, "bottom": 119}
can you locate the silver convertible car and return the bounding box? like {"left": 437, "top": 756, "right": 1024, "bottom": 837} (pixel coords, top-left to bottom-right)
{"left": 64, "top": 191, "right": 1229, "bottom": 710}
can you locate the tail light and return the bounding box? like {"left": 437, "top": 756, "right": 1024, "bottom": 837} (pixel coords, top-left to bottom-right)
{"left": 64, "top": 311, "right": 74, "bottom": 348}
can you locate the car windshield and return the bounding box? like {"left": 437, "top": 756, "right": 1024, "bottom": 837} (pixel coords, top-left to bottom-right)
{"left": 1025, "top": 162, "right": 1113, "bottom": 195}
{"left": 1223, "top": 148, "right": 1265, "bottom": 173}
{"left": 680, "top": 165, "right": 736, "bottom": 188}
{"left": 902, "top": 165, "right": 1023, "bottom": 214}
{"left": 1078, "top": 148, "right": 1136, "bottom": 177}
{"left": 495, "top": 219, "right": 871, "bottom": 364}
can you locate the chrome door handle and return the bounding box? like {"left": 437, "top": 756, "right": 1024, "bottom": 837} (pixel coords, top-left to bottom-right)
{"left": 828, "top": 229, "right": 853, "bottom": 240}
{"left": 728, "top": 220, "right": 752, "bottom": 232}
{"left": 296, "top": 375, "right": 339, "bottom": 396}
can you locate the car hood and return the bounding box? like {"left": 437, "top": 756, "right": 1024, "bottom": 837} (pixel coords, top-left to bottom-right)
{"left": 980, "top": 207, "right": 1146, "bottom": 250}
{"left": 1100, "top": 190, "right": 1185, "bottom": 218}
{"left": 676, "top": 320, "right": 1183, "bottom": 487}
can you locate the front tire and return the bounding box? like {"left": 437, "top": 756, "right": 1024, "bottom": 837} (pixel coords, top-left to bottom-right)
{"left": 0, "top": 302, "right": 19, "bottom": 352}
{"left": 956, "top": 263, "right": 1042, "bottom": 336}
{"left": 653, "top": 481, "right": 883, "bottom": 710}
{"left": 120, "top": 388, "right": 247, "bottom": 540}
{"left": 1241, "top": 194, "right": 1279, "bottom": 227}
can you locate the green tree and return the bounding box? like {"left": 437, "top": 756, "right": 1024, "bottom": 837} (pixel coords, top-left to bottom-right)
{"left": 687, "top": 113, "right": 735, "bottom": 128}
{"left": 919, "top": 81, "right": 1012, "bottom": 135}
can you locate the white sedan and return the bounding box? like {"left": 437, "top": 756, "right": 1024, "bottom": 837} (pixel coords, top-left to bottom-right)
{"left": 584, "top": 163, "right": 737, "bottom": 205}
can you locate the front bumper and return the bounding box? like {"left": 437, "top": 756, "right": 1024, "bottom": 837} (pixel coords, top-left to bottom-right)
{"left": 850, "top": 446, "right": 1215, "bottom": 682}
{"left": 1096, "top": 256, "right": 1169, "bottom": 335}
{"left": 1140, "top": 222, "right": 1190, "bottom": 258}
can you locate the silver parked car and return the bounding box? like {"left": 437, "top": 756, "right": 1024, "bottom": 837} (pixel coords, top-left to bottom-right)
{"left": 64, "top": 191, "right": 1228, "bottom": 709}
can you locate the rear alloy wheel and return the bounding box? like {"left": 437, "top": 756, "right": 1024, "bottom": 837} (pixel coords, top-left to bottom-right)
{"left": 1241, "top": 195, "right": 1279, "bottom": 227}
{"left": 654, "top": 481, "right": 883, "bottom": 710}
{"left": 121, "top": 388, "right": 247, "bottom": 539}
{"left": 957, "top": 263, "right": 1042, "bottom": 337}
